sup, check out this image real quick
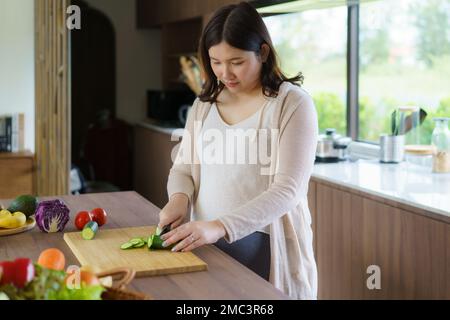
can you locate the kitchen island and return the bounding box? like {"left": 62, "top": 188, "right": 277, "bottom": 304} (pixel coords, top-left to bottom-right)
{"left": 0, "top": 191, "right": 288, "bottom": 300}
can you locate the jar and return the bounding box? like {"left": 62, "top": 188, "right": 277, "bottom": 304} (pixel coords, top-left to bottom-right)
{"left": 404, "top": 145, "right": 434, "bottom": 169}
{"left": 431, "top": 117, "right": 450, "bottom": 173}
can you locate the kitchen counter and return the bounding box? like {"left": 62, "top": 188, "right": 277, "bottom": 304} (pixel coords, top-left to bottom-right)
{"left": 312, "top": 159, "right": 450, "bottom": 223}
{"left": 137, "top": 121, "right": 450, "bottom": 223}
{"left": 0, "top": 191, "right": 288, "bottom": 300}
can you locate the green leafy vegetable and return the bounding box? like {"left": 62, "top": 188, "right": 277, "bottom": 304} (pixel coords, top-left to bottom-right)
{"left": 0, "top": 264, "right": 104, "bottom": 300}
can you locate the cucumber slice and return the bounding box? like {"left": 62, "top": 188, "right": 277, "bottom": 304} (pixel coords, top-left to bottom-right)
{"left": 129, "top": 238, "right": 144, "bottom": 246}
{"left": 120, "top": 237, "right": 148, "bottom": 250}
{"left": 82, "top": 221, "right": 98, "bottom": 240}
{"left": 133, "top": 242, "right": 145, "bottom": 248}
{"left": 120, "top": 242, "right": 134, "bottom": 250}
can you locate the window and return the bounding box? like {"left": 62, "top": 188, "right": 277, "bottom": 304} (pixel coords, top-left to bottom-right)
{"left": 259, "top": 0, "right": 450, "bottom": 144}
{"left": 359, "top": 0, "right": 450, "bottom": 144}
{"left": 264, "top": 7, "right": 348, "bottom": 136}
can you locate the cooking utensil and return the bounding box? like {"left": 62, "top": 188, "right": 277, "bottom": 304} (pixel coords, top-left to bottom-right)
{"left": 316, "top": 128, "right": 352, "bottom": 163}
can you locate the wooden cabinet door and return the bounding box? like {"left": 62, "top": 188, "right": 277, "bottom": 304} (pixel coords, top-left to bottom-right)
{"left": 351, "top": 195, "right": 449, "bottom": 299}
{"left": 133, "top": 126, "right": 179, "bottom": 209}
{"left": 316, "top": 183, "right": 353, "bottom": 299}
{"left": 0, "top": 156, "right": 34, "bottom": 199}
{"left": 315, "top": 181, "right": 449, "bottom": 299}
{"left": 137, "top": 0, "right": 242, "bottom": 27}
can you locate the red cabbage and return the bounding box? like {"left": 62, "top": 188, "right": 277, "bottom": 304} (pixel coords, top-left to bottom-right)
{"left": 35, "top": 200, "right": 70, "bottom": 233}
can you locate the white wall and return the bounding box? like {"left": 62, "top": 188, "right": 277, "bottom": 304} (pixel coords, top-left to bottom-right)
{"left": 0, "top": 0, "right": 35, "bottom": 153}
{"left": 84, "top": 0, "right": 162, "bottom": 124}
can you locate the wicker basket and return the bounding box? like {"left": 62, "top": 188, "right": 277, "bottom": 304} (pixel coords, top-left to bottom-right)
{"left": 96, "top": 268, "right": 152, "bottom": 300}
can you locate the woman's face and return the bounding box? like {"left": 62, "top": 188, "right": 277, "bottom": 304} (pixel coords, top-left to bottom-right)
{"left": 208, "top": 41, "right": 266, "bottom": 94}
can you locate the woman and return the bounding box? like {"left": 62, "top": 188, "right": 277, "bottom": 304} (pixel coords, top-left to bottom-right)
{"left": 158, "top": 2, "right": 318, "bottom": 300}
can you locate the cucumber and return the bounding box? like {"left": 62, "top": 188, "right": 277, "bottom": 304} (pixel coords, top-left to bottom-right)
{"left": 147, "top": 235, "right": 154, "bottom": 250}
{"left": 148, "top": 234, "right": 175, "bottom": 250}
{"left": 151, "top": 235, "right": 165, "bottom": 249}
{"left": 120, "top": 242, "right": 134, "bottom": 250}
{"left": 82, "top": 221, "right": 98, "bottom": 240}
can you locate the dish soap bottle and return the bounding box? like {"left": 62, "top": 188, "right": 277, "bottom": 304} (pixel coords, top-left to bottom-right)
{"left": 431, "top": 117, "right": 450, "bottom": 173}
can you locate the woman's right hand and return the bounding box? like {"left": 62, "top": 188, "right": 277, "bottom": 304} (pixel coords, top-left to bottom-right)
{"left": 158, "top": 193, "right": 190, "bottom": 230}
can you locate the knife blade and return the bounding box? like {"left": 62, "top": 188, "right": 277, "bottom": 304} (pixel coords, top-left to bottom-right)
{"left": 156, "top": 224, "right": 170, "bottom": 236}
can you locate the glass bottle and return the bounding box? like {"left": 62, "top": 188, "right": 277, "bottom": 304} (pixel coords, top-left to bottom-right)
{"left": 397, "top": 106, "right": 421, "bottom": 146}
{"left": 431, "top": 117, "right": 450, "bottom": 173}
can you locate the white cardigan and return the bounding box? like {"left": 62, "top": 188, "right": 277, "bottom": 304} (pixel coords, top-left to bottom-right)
{"left": 167, "top": 82, "right": 319, "bottom": 299}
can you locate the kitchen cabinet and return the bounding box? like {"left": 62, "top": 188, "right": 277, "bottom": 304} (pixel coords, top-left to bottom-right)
{"left": 0, "top": 151, "right": 34, "bottom": 199}
{"left": 316, "top": 183, "right": 353, "bottom": 299}
{"left": 133, "top": 124, "right": 180, "bottom": 209}
{"left": 137, "top": 0, "right": 242, "bottom": 90}
{"left": 161, "top": 18, "right": 203, "bottom": 90}
{"left": 314, "top": 179, "right": 449, "bottom": 300}
{"left": 137, "top": 0, "right": 241, "bottom": 27}
{"left": 350, "top": 193, "right": 448, "bottom": 299}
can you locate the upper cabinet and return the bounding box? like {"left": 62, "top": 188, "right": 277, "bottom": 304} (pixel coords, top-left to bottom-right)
{"left": 137, "top": 0, "right": 242, "bottom": 90}
{"left": 137, "top": 0, "right": 242, "bottom": 28}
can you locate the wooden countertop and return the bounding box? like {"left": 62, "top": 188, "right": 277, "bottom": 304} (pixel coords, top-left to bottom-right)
{"left": 0, "top": 191, "right": 288, "bottom": 300}
{"left": 0, "top": 150, "right": 34, "bottom": 159}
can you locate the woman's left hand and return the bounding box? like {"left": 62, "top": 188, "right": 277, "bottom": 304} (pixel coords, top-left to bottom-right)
{"left": 160, "top": 220, "right": 226, "bottom": 252}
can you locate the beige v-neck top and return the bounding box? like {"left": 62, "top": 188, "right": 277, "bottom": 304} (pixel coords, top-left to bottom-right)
{"left": 167, "top": 82, "right": 319, "bottom": 299}
{"left": 193, "top": 101, "right": 275, "bottom": 234}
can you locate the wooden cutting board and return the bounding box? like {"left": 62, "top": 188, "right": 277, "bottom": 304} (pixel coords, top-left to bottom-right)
{"left": 63, "top": 225, "right": 207, "bottom": 277}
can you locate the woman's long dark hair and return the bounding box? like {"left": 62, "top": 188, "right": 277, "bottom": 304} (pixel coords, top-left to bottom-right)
{"left": 198, "top": 1, "right": 303, "bottom": 103}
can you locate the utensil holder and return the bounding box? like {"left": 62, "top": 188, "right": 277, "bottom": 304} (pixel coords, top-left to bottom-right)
{"left": 380, "top": 134, "right": 405, "bottom": 163}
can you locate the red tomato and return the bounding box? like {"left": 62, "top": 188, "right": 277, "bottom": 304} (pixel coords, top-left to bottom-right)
{"left": 90, "top": 208, "right": 107, "bottom": 226}
{"left": 0, "top": 259, "right": 34, "bottom": 288}
{"left": 75, "top": 211, "right": 92, "bottom": 230}
{"left": 0, "top": 261, "right": 15, "bottom": 286}
{"left": 13, "top": 258, "right": 35, "bottom": 288}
